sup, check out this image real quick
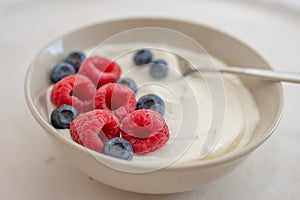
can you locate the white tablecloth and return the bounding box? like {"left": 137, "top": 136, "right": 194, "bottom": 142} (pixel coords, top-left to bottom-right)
{"left": 1, "top": 0, "right": 300, "bottom": 199}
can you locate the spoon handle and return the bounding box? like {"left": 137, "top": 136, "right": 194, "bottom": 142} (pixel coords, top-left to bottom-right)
{"left": 186, "top": 66, "right": 300, "bottom": 84}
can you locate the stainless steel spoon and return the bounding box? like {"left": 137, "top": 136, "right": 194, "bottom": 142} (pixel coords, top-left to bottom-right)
{"left": 178, "top": 56, "right": 300, "bottom": 83}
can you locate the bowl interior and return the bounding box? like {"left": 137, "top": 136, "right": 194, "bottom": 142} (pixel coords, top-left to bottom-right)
{"left": 25, "top": 18, "right": 283, "bottom": 167}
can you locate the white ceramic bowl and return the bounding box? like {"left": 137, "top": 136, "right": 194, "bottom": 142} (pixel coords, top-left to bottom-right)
{"left": 24, "top": 18, "right": 283, "bottom": 194}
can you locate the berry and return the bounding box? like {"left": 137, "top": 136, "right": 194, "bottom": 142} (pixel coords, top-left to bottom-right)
{"left": 95, "top": 83, "right": 136, "bottom": 120}
{"left": 149, "top": 59, "right": 168, "bottom": 79}
{"left": 51, "top": 104, "right": 78, "bottom": 129}
{"left": 51, "top": 74, "right": 96, "bottom": 113}
{"left": 116, "top": 77, "right": 138, "bottom": 93}
{"left": 79, "top": 56, "right": 121, "bottom": 88}
{"left": 120, "top": 110, "right": 169, "bottom": 155}
{"left": 136, "top": 94, "right": 165, "bottom": 116}
{"left": 133, "top": 49, "right": 153, "bottom": 66}
{"left": 50, "top": 62, "right": 76, "bottom": 83}
{"left": 70, "top": 109, "right": 120, "bottom": 153}
{"left": 64, "top": 51, "right": 86, "bottom": 71}
{"left": 103, "top": 137, "right": 133, "bottom": 161}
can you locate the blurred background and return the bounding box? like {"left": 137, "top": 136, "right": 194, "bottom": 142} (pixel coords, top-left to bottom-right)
{"left": 256, "top": 0, "right": 299, "bottom": 8}
{"left": 0, "top": 0, "right": 299, "bottom": 200}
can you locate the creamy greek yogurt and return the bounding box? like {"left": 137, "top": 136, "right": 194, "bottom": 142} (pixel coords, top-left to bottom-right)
{"left": 46, "top": 43, "right": 260, "bottom": 164}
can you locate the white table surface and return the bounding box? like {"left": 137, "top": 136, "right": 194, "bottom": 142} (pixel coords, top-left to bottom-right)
{"left": 1, "top": 0, "right": 300, "bottom": 199}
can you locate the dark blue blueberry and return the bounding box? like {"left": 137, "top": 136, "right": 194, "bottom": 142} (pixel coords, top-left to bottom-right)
{"left": 103, "top": 137, "right": 133, "bottom": 161}
{"left": 149, "top": 59, "right": 168, "bottom": 79}
{"left": 116, "top": 78, "right": 138, "bottom": 93}
{"left": 64, "top": 51, "right": 86, "bottom": 71}
{"left": 51, "top": 104, "right": 79, "bottom": 129}
{"left": 133, "top": 49, "right": 153, "bottom": 66}
{"left": 136, "top": 94, "right": 165, "bottom": 116}
{"left": 50, "top": 62, "right": 76, "bottom": 83}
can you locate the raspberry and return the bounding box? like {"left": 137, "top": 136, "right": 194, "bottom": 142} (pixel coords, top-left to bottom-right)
{"left": 79, "top": 56, "right": 121, "bottom": 88}
{"left": 51, "top": 74, "right": 96, "bottom": 113}
{"left": 120, "top": 110, "right": 169, "bottom": 155}
{"left": 95, "top": 83, "right": 136, "bottom": 120}
{"left": 70, "top": 109, "right": 120, "bottom": 153}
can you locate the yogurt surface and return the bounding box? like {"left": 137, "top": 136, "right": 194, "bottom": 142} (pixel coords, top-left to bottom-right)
{"left": 46, "top": 43, "right": 260, "bottom": 166}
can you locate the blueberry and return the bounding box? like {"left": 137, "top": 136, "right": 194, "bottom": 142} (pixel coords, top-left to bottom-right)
{"left": 103, "top": 137, "right": 133, "bottom": 161}
{"left": 64, "top": 51, "right": 86, "bottom": 71}
{"left": 133, "top": 49, "right": 153, "bottom": 66}
{"left": 136, "top": 94, "right": 165, "bottom": 116}
{"left": 51, "top": 104, "right": 79, "bottom": 129}
{"left": 149, "top": 59, "right": 168, "bottom": 79}
{"left": 50, "top": 62, "right": 76, "bottom": 83}
{"left": 116, "top": 78, "right": 138, "bottom": 93}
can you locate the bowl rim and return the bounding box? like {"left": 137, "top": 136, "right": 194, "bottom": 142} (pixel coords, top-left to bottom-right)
{"left": 24, "top": 17, "right": 284, "bottom": 172}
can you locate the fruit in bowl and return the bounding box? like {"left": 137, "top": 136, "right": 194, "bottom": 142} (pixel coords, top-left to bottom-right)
{"left": 48, "top": 49, "right": 171, "bottom": 160}
{"left": 25, "top": 18, "right": 283, "bottom": 194}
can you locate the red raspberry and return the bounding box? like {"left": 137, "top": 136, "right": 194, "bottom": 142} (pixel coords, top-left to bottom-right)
{"left": 79, "top": 56, "right": 121, "bottom": 88}
{"left": 95, "top": 83, "right": 136, "bottom": 120}
{"left": 120, "top": 110, "right": 169, "bottom": 155}
{"left": 70, "top": 109, "right": 120, "bottom": 153}
{"left": 51, "top": 74, "right": 96, "bottom": 113}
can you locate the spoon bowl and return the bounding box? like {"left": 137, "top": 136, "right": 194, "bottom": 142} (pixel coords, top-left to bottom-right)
{"left": 179, "top": 56, "right": 300, "bottom": 83}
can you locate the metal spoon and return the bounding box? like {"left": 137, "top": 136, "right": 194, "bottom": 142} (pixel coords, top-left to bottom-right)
{"left": 178, "top": 56, "right": 300, "bottom": 83}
